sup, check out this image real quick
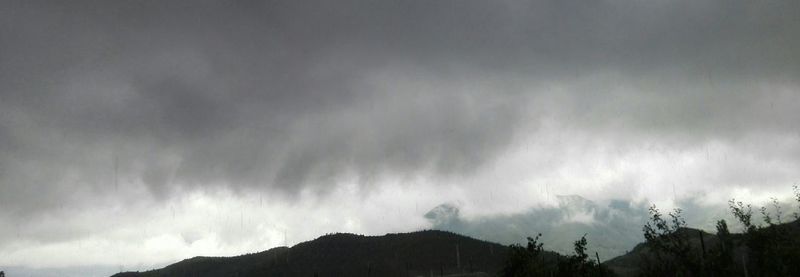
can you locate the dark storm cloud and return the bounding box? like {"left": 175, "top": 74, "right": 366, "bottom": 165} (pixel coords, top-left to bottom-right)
{"left": 1, "top": 0, "right": 799, "bottom": 218}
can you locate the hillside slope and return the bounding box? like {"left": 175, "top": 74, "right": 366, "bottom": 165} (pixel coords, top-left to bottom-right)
{"left": 604, "top": 219, "right": 800, "bottom": 276}
{"left": 603, "top": 227, "right": 721, "bottom": 277}
{"left": 112, "top": 230, "right": 542, "bottom": 277}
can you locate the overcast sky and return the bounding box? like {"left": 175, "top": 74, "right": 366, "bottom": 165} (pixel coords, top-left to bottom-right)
{"left": 1, "top": 0, "right": 799, "bottom": 274}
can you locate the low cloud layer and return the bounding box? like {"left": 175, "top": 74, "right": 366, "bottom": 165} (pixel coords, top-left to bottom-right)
{"left": 425, "top": 196, "right": 651, "bottom": 260}
{"left": 424, "top": 195, "right": 746, "bottom": 261}
{"left": 1, "top": 0, "right": 799, "bottom": 270}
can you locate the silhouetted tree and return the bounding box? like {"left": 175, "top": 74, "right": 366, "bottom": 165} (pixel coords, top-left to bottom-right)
{"left": 501, "top": 233, "right": 613, "bottom": 277}
{"left": 729, "top": 194, "right": 800, "bottom": 276}
{"left": 691, "top": 219, "right": 735, "bottom": 276}
{"left": 640, "top": 205, "right": 699, "bottom": 276}
{"left": 501, "top": 234, "right": 555, "bottom": 276}
{"left": 556, "top": 234, "right": 612, "bottom": 277}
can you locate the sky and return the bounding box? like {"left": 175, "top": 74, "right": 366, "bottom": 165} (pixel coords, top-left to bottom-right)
{"left": 1, "top": 0, "right": 799, "bottom": 275}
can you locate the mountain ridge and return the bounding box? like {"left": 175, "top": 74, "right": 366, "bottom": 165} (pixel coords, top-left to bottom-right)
{"left": 112, "top": 230, "right": 535, "bottom": 277}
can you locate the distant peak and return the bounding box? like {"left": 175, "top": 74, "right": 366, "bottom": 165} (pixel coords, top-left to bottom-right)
{"left": 424, "top": 203, "right": 462, "bottom": 226}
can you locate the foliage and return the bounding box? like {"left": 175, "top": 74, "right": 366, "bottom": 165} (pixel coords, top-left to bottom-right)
{"left": 501, "top": 234, "right": 553, "bottom": 277}
{"left": 556, "top": 235, "right": 613, "bottom": 277}
{"left": 640, "top": 206, "right": 699, "bottom": 276}
{"left": 794, "top": 185, "right": 800, "bottom": 220}
{"left": 633, "top": 186, "right": 800, "bottom": 277}
{"left": 729, "top": 200, "right": 756, "bottom": 233}
{"left": 729, "top": 195, "right": 800, "bottom": 276}
{"left": 502, "top": 233, "right": 612, "bottom": 277}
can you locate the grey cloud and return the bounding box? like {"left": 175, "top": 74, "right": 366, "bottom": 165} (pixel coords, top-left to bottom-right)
{"left": 425, "top": 192, "right": 800, "bottom": 260}
{"left": 1, "top": 0, "right": 799, "bottom": 221}
{"left": 3, "top": 265, "right": 119, "bottom": 277}
{"left": 424, "top": 195, "right": 735, "bottom": 261}
{"left": 425, "top": 196, "right": 650, "bottom": 260}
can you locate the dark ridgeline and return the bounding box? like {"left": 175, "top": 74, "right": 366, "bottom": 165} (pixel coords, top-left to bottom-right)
{"left": 604, "top": 189, "right": 800, "bottom": 277}
{"left": 605, "top": 219, "right": 800, "bottom": 277}
{"left": 112, "top": 230, "right": 525, "bottom": 277}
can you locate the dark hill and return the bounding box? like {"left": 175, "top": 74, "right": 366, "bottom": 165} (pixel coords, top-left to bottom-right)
{"left": 112, "top": 230, "right": 539, "bottom": 277}
{"left": 602, "top": 227, "right": 721, "bottom": 277}
{"left": 603, "top": 219, "right": 800, "bottom": 277}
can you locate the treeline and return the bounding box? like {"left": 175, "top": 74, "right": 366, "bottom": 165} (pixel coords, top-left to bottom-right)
{"left": 501, "top": 186, "right": 800, "bottom": 277}
{"left": 501, "top": 233, "right": 613, "bottom": 277}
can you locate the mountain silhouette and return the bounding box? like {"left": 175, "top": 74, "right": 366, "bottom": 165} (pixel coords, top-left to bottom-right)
{"left": 112, "top": 230, "right": 550, "bottom": 277}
